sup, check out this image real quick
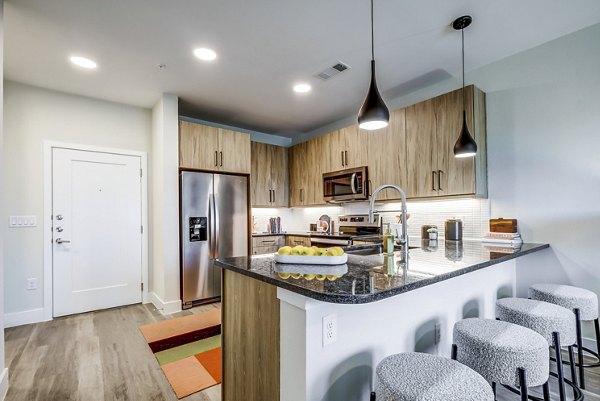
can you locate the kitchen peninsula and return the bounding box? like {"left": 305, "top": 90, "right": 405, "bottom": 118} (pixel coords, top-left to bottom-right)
{"left": 216, "top": 241, "right": 549, "bottom": 401}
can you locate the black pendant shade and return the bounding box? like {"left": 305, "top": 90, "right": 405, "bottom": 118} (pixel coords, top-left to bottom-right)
{"left": 454, "top": 110, "right": 477, "bottom": 158}
{"left": 358, "top": 60, "right": 390, "bottom": 130}
{"left": 357, "top": 0, "right": 389, "bottom": 131}
{"left": 453, "top": 15, "right": 478, "bottom": 158}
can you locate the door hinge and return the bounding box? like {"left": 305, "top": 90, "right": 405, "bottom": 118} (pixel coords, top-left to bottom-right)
{"left": 141, "top": 283, "right": 144, "bottom": 291}
{"left": 140, "top": 168, "right": 143, "bottom": 178}
{"left": 140, "top": 225, "right": 144, "bottom": 234}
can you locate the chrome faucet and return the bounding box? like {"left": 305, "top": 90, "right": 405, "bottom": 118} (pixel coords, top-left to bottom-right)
{"left": 369, "top": 184, "right": 409, "bottom": 264}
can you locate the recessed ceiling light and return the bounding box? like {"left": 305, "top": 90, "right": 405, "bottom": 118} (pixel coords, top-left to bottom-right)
{"left": 193, "top": 48, "right": 217, "bottom": 61}
{"left": 69, "top": 56, "right": 97, "bottom": 69}
{"left": 293, "top": 83, "right": 312, "bottom": 93}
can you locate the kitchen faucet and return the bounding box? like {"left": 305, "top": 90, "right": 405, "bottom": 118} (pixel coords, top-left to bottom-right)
{"left": 369, "top": 184, "right": 409, "bottom": 264}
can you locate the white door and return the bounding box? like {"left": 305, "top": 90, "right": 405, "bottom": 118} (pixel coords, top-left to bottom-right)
{"left": 52, "top": 148, "right": 143, "bottom": 317}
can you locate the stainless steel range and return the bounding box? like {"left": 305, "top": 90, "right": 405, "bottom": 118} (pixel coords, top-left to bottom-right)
{"left": 309, "top": 214, "right": 382, "bottom": 248}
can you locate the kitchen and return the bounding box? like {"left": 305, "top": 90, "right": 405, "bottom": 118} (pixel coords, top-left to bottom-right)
{"left": 1, "top": 1, "right": 600, "bottom": 401}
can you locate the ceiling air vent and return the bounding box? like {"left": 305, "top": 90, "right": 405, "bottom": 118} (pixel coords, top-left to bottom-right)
{"left": 316, "top": 61, "right": 351, "bottom": 80}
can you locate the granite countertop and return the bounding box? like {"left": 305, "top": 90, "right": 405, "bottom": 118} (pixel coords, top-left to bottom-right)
{"left": 216, "top": 240, "right": 549, "bottom": 304}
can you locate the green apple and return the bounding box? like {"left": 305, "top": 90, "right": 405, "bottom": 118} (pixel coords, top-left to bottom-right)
{"left": 291, "top": 273, "right": 302, "bottom": 279}
{"left": 316, "top": 248, "right": 328, "bottom": 256}
{"left": 278, "top": 272, "right": 291, "bottom": 279}
{"left": 277, "top": 246, "right": 292, "bottom": 255}
{"left": 291, "top": 246, "right": 305, "bottom": 255}
{"left": 304, "top": 274, "right": 316, "bottom": 281}
{"left": 316, "top": 274, "right": 327, "bottom": 281}
{"left": 303, "top": 247, "right": 317, "bottom": 256}
{"left": 329, "top": 246, "right": 345, "bottom": 256}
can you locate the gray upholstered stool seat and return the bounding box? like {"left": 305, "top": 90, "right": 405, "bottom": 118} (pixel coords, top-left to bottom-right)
{"left": 496, "top": 297, "right": 576, "bottom": 345}
{"left": 453, "top": 318, "right": 549, "bottom": 387}
{"left": 529, "top": 284, "right": 598, "bottom": 320}
{"left": 375, "top": 352, "right": 494, "bottom": 401}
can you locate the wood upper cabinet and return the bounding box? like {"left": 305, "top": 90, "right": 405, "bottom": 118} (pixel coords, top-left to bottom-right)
{"left": 323, "top": 125, "right": 367, "bottom": 172}
{"left": 218, "top": 128, "right": 251, "bottom": 174}
{"left": 406, "top": 85, "right": 487, "bottom": 198}
{"left": 251, "top": 142, "right": 288, "bottom": 207}
{"left": 406, "top": 98, "right": 438, "bottom": 198}
{"left": 366, "top": 109, "right": 409, "bottom": 200}
{"left": 179, "top": 120, "right": 251, "bottom": 174}
{"left": 289, "top": 137, "right": 326, "bottom": 207}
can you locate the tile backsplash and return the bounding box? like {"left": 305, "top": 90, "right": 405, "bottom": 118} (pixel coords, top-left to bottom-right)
{"left": 252, "top": 198, "right": 490, "bottom": 239}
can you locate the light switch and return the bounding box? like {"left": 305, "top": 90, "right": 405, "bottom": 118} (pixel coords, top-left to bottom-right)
{"left": 9, "top": 215, "right": 37, "bottom": 228}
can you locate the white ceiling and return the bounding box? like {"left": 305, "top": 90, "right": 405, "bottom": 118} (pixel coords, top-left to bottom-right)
{"left": 5, "top": 0, "right": 600, "bottom": 137}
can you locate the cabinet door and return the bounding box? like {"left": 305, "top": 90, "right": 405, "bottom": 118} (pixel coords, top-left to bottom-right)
{"left": 250, "top": 142, "right": 272, "bottom": 206}
{"left": 406, "top": 98, "right": 438, "bottom": 198}
{"left": 179, "top": 121, "right": 220, "bottom": 170}
{"left": 366, "top": 109, "right": 408, "bottom": 200}
{"left": 289, "top": 143, "right": 307, "bottom": 206}
{"left": 435, "top": 87, "right": 476, "bottom": 196}
{"left": 342, "top": 125, "right": 367, "bottom": 169}
{"left": 270, "top": 145, "right": 289, "bottom": 207}
{"left": 306, "top": 136, "right": 326, "bottom": 205}
{"left": 323, "top": 130, "right": 346, "bottom": 172}
{"left": 218, "top": 128, "right": 251, "bottom": 174}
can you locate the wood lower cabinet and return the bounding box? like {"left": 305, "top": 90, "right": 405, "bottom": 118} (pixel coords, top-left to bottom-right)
{"left": 252, "top": 235, "right": 285, "bottom": 255}
{"left": 406, "top": 85, "right": 487, "bottom": 198}
{"left": 285, "top": 235, "right": 311, "bottom": 247}
{"left": 179, "top": 120, "right": 251, "bottom": 174}
{"left": 366, "top": 109, "right": 409, "bottom": 200}
{"left": 251, "top": 142, "right": 288, "bottom": 207}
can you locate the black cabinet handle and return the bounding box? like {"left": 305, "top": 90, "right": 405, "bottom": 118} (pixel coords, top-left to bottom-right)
{"left": 341, "top": 151, "right": 344, "bottom": 167}
{"left": 272, "top": 189, "right": 276, "bottom": 203}
{"left": 438, "top": 170, "right": 443, "bottom": 191}
{"left": 214, "top": 151, "right": 218, "bottom": 167}
{"left": 345, "top": 150, "right": 348, "bottom": 166}
{"left": 432, "top": 171, "right": 437, "bottom": 191}
{"left": 219, "top": 151, "right": 223, "bottom": 167}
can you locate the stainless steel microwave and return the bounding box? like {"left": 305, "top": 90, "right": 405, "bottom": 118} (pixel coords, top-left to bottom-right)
{"left": 323, "top": 166, "right": 369, "bottom": 203}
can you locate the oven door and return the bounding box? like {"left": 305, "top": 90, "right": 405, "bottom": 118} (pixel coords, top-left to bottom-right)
{"left": 323, "top": 167, "right": 368, "bottom": 202}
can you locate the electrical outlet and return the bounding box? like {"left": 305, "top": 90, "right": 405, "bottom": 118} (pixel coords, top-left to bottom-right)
{"left": 322, "top": 314, "right": 338, "bottom": 346}
{"left": 434, "top": 323, "right": 441, "bottom": 344}
{"left": 27, "top": 278, "right": 37, "bottom": 290}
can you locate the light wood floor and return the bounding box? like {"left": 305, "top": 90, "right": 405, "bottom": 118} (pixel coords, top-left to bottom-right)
{"left": 5, "top": 303, "right": 600, "bottom": 401}
{"left": 4, "top": 303, "right": 221, "bottom": 401}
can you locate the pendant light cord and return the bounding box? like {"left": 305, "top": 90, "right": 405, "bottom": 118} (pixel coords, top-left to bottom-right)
{"left": 461, "top": 26, "right": 465, "bottom": 111}
{"left": 371, "top": 0, "right": 375, "bottom": 61}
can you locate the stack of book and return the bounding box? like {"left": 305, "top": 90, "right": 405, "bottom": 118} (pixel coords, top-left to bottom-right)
{"left": 482, "top": 232, "right": 523, "bottom": 246}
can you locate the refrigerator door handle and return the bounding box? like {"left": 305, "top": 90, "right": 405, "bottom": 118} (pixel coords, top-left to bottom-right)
{"left": 213, "top": 194, "right": 219, "bottom": 259}
{"left": 208, "top": 195, "right": 214, "bottom": 258}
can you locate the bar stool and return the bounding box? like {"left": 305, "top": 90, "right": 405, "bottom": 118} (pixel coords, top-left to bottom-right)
{"left": 374, "top": 352, "right": 494, "bottom": 400}
{"left": 530, "top": 283, "right": 599, "bottom": 390}
{"left": 496, "top": 297, "right": 582, "bottom": 401}
{"left": 453, "top": 318, "right": 550, "bottom": 401}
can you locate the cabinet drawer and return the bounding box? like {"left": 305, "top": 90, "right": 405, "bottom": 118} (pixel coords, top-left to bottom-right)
{"left": 252, "top": 235, "right": 285, "bottom": 249}
{"left": 285, "top": 235, "right": 311, "bottom": 247}
{"left": 252, "top": 245, "right": 278, "bottom": 255}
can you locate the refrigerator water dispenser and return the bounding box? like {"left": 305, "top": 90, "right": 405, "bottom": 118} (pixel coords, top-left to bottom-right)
{"left": 189, "top": 217, "right": 207, "bottom": 242}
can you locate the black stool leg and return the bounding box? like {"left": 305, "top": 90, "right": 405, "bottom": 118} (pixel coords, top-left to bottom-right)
{"left": 542, "top": 381, "right": 551, "bottom": 401}
{"left": 568, "top": 345, "right": 579, "bottom": 397}
{"left": 518, "top": 367, "right": 528, "bottom": 401}
{"left": 595, "top": 318, "right": 600, "bottom": 360}
{"left": 492, "top": 382, "right": 497, "bottom": 401}
{"left": 575, "top": 308, "right": 585, "bottom": 389}
{"left": 552, "top": 332, "right": 567, "bottom": 401}
{"left": 370, "top": 391, "right": 376, "bottom": 401}
{"left": 451, "top": 344, "right": 457, "bottom": 360}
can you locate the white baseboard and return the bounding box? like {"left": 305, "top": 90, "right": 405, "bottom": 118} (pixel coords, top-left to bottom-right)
{"left": 0, "top": 368, "right": 8, "bottom": 401}
{"left": 148, "top": 292, "right": 182, "bottom": 315}
{"left": 4, "top": 308, "right": 47, "bottom": 328}
{"left": 583, "top": 336, "right": 597, "bottom": 353}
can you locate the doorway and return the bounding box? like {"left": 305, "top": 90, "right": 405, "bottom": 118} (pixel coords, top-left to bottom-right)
{"left": 45, "top": 144, "right": 148, "bottom": 318}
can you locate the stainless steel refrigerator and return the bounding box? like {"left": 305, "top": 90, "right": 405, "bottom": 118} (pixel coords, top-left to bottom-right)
{"left": 180, "top": 171, "right": 248, "bottom": 308}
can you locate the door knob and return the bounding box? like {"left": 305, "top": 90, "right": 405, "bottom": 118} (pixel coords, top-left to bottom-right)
{"left": 56, "top": 214, "right": 64, "bottom": 220}
{"left": 55, "top": 238, "right": 71, "bottom": 244}
{"left": 56, "top": 227, "right": 64, "bottom": 232}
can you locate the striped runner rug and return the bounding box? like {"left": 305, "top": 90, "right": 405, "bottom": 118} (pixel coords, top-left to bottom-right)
{"left": 140, "top": 309, "right": 222, "bottom": 398}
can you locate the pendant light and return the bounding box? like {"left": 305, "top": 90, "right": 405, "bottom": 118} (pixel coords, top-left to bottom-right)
{"left": 357, "top": 0, "right": 389, "bottom": 131}
{"left": 452, "top": 15, "right": 477, "bottom": 158}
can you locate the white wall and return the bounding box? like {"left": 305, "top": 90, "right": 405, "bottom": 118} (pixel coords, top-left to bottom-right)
{"left": 0, "top": 0, "right": 9, "bottom": 396}
{"left": 150, "top": 94, "right": 181, "bottom": 313}
{"left": 2, "top": 81, "right": 151, "bottom": 323}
